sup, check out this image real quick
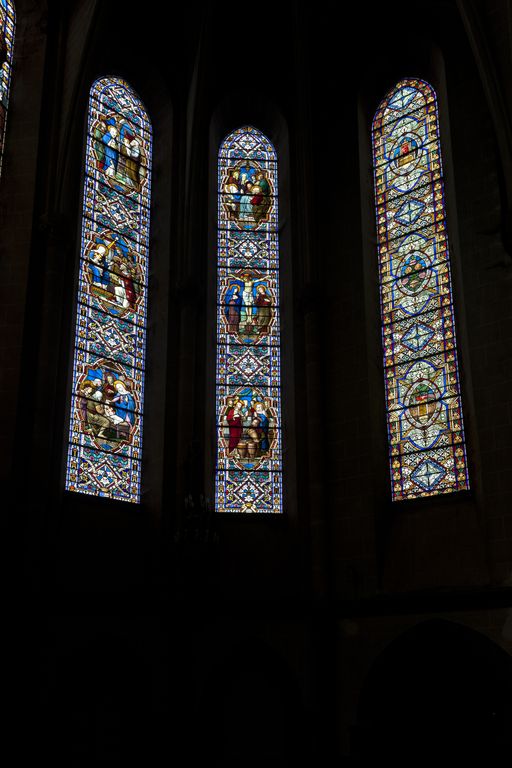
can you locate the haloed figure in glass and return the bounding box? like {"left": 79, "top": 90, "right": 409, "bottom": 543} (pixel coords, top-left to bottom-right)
{"left": 87, "top": 236, "right": 141, "bottom": 314}
{"left": 224, "top": 390, "right": 273, "bottom": 462}
{"left": 224, "top": 272, "right": 273, "bottom": 340}
{"left": 94, "top": 115, "right": 145, "bottom": 192}
{"left": 78, "top": 369, "right": 136, "bottom": 443}
{"left": 222, "top": 160, "right": 272, "bottom": 229}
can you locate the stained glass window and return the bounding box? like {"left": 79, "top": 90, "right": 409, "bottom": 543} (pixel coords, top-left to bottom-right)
{"left": 372, "top": 78, "right": 469, "bottom": 501}
{"left": 65, "top": 77, "right": 152, "bottom": 502}
{"left": 0, "top": 0, "right": 15, "bottom": 178}
{"left": 216, "top": 126, "right": 282, "bottom": 513}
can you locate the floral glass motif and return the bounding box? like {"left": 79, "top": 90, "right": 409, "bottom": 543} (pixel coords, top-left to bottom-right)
{"left": 0, "top": 0, "right": 15, "bottom": 179}
{"left": 65, "top": 77, "right": 152, "bottom": 502}
{"left": 216, "top": 126, "right": 282, "bottom": 513}
{"left": 372, "top": 78, "right": 469, "bottom": 501}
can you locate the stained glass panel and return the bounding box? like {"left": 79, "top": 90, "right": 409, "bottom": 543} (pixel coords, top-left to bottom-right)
{"left": 0, "top": 0, "right": 15, "bottom": 178}
{"left": 372, "top": 78, "right": 469, "bottom": 501}
{"left": 65, "top": 77, "right": 152, "bottom": 502}
{"left": 216, "top": 126, "right": 282, "bottom": 513}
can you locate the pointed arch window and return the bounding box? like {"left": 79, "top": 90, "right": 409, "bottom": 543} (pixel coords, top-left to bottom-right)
{"left": 216, "top": 126, "right": 282, "bottom": 513}
{"left": 65, "top": 77, "right": 152, "bottom": 502}
{"left": 0, "top": 0, "right": 15, "bottom": 178}
{"left": 372, "top": 78, "right": 469, "bottom": 500}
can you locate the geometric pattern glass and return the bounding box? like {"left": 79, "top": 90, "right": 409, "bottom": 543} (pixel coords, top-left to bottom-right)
{"left": 65, "top": 78, "right": 152, "bottom": 502}
{"left": 216, "top": 126, "right": 282, "bottom": 513}
{"left": 0, "top": 0, "right": 15, "bottom": 179}
{"left": 372, "top": 78, "right": 469, "bottom": 500}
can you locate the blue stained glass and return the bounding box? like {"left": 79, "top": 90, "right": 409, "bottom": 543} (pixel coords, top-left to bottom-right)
{"left": 65, "top": 78, "right": 152, "bottom": 503}
{"left": 401, "top": 322, "right": 435, "bottom": 353}
{"left": 0, "top": 1, "right": 15, "bottom": 179}
{"left": 372, "top": 78, "right": 469, "bottom": 501}
{"left": 216, "top": 126, "right": 283, "bottom": 514}
{"left": 394, "top": 199, "right": 425, "bottom": 226}
{"left": 411, "top": 458, "right": 446, "bottom": 492}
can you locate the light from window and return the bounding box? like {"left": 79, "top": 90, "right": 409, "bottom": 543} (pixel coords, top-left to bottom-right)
{"left": 65, "top": 77, "right": 152, "bottom": 502}
{"left": 372, "top": 78, "right": 469, "bottom": 500}
{"left": 216, "top": 126, "right": 282, "bottom": 513}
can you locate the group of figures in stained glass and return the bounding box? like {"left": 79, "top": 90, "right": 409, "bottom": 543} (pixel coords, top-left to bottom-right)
{"left": 223, "top": 389, "right": 275, "bottom": 463}
{"left": 77, "top": 365, "right": 136, "bottom": 445}
{"left": 92, "top": 114, "right": 147, "bottom": 194}
{"left": 223, "top": 272, "right": 274, "bottom": 339}
{"left": 222, "top": 162, "right": 273, "bottom": 228}
{"left": 86, "top": 236, "right": 142, "bottom": 314}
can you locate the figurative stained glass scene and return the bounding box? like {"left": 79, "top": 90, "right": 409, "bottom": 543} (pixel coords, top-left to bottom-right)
{"left": 216, "top": 126, "right": 282, "bottom": 513}
{"left": 0, "top": 0, "right": 15, "bottom": 178}
{"left": 372, "top": 78, "right": 469, "bottom": 501}
{"left": 65, "top": 77, "right": 152, "bottom": 502}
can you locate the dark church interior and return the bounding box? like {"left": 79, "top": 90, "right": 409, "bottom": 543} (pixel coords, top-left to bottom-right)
{"left": 2, "top": 0, "right": 512, "bottom": 764}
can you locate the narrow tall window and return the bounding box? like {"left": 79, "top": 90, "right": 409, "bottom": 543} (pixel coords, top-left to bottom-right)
{"left": 372, "top": 79, "right": 469, "bottom": 500}
{"left": 216, "top": 126, "right": 282, "bottom": 513}
{"left": 0, "top": 0, "right": 15, "bottom": 178}
{"left": 66, "top": 78, "right": 152, "bottom": 502}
